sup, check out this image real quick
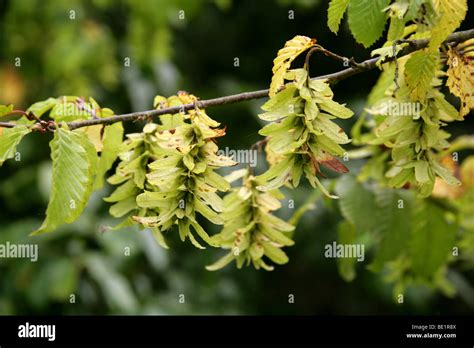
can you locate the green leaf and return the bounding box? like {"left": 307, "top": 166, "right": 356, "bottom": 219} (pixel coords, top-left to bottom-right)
{"left": 256, "top": 156, "right": 293, "bottom": 191}
{"left": 105, "top": 180, "right": 139, "bottom": 203}
{"left": 414, "top": 160, "right": 431, "bottom": 183}
{"left": 285, "top": 68, "right": 308, "bottom": 88}
{"left": 33, "top": 127, "right": 97, "bottom": 234}
{"left": 259, "top": 86, "right": 300, "bottom": 121}
{"left": 433, "top": 93, "right": 461, "bottom": 122}
{"left": 404, "top": 50, "right": 438, "bottom": 101}
{"left": 47, "top": 259, "right": 78, "bottom": 301}
{"left": 327, "top": 0, "right": 350, "bottom": 33}
{"left": 194, "top": 197, "right": 224, "bottom": 224}
{"left": 26, "top": 98, "right": 57, "bottom": 118}
{"left": 84, "top": 254, "right": 138, "bottom": 313}
{"left": 256, "top": 192, "right": 281, "bottom": 211}
{"left": 409, "top": 201, "right": 456, "bottom": 279}
{"left": 395, "top": 126, "right": 421, "bottom": 147}
{"left": 369, "top": 189, "right": 413, "bottom": 272}
{"left": 313, "top": 175, "right": 339, "bottom": 199}
{"left": 49, "top": 97, "right": 96, "bottom": 122}
{"left": 304, "top": 100, "right": 319, "bottom": 121}
{"left": 336, "top": 221, "right": 357, "bottom": 281}
{"left": 316, "top": 135, "right": 346, "bottom": 156}
{"left": 183, "top": 154, "right": 195, "bottom": 171}
{"left": 206, "top": 252, "right": 235, "bottom": 271}
{"left": 315, "top": 114, "right": 350, "bottom": 144}
{"left": 190, "top": 220, "right": 216, "bottom": 246}
{"left": 150, "top": 227, "right": 169, "bottom": 249}
{"left": 366, "top": 65, "right": 395, "bottom": 107}
{"left": 260, "top": 210, "right": 295, "bottom": 232}
{"left": 347, "top": 0, "right": 390, "bottom": 47}
{"left": 0, "top": 104, "right": 14, "bottom": 117}
{"left": 0, "top": 126, "right": 31, "bottom": 166}
{"left": 387, "top": 17, "right": 405, "bottom": 41}
{"left": 109, "top": 197, "right": 138, "bottom": 218}
{"left": 94, "top": 122, "right": 124, "bottom": 189}
{"left": 319, "top": 98, "right": 353, "bottom": 119}
{"left": 288, "top": 189, "right": 321, "bottom": 228}
{"left": 159, "top": 113, "right": 185, "bottom": 129}
{"left": 260, "top": 224, "right": 295, "bottom": 246}
{"left": 431, "top": 158, "right": 461, "bottom": 186}
{"left": 375, "top": 115, "right": 414, "bottom": 139}
{"left": 387, "top": 167, "right": 413, "bottom": 188}
{"left": 262, "top": 242, "right": 289, "bottom": 265}
{"left": 335, "top": 175, "right": 378, "bottom": 232}
{"left": 204, "top": 169, "right": 231, "bottom": 191}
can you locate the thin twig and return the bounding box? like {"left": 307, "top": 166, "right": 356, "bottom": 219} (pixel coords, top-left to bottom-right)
{"left": 392, "top": 41, "right": 401, "bottom": 94}
{"left": 0, "top": 122, "right": 17, "bottom": 128}
{"left": 304, "top": 46, "right": 320, "bottom": 70}
{"left": 250, "top": 137, "right": 269, "bottom": 152}
{"left": 249, "top": 137, "right": 269, "bottom": 175}
{"left": 1, "top": 29, "right": 473, "bottom": 132}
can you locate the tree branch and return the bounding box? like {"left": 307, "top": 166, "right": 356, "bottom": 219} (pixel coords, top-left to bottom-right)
{"left": 0, "top": 122, "right": 17, "bottom": 128}
{"left": 1, "top": 29, "right": 473, "bottom": 131}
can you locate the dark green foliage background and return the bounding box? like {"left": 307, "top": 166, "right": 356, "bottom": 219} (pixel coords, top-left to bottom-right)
{"left": 0, "top": 0, "right": 473, "bottom": 315}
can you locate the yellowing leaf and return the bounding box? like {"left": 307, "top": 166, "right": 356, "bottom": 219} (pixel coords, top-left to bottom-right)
{"left": 429, "top": 0, "right": 467, "bottom": 51}
{"left": 0, "top": 125, "right": 30, "bottom": 166}
{"left": 327, "top": 0, "right": 350, "bottom": 34}
{"left": 94, "top": 122, "right": 124, "bottom": 189}
{"left": 269, "top": 35, "right": 316, "bottom": 97}
{"left": 33, "top": 127, "right": 97, "bottom": 234}
{"left": 446, "top": 42, "right": 474, "bottom": 117}
{"left": 83, "top": 125, "right": 104, "bottom": 152}
{"left": 404, "top": 50, "right": 438, "bottom": 102}
{"left": 153, "top": 95, "right": 168, "bottom": 109}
